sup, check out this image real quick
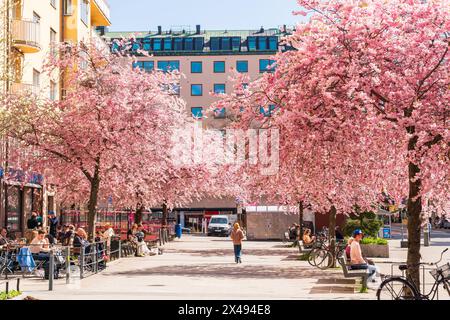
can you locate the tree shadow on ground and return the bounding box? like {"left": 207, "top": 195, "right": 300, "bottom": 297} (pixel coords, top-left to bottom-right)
{"left": 105, "top": 263, "right": 343, "bottom": 280}
{"left": 162, "top": 248, "right": 298, "bottom": 256}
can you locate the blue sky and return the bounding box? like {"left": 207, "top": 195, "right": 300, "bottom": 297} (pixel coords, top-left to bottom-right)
{"left": 107, "top": 0, "right": 302, "bottom": 31}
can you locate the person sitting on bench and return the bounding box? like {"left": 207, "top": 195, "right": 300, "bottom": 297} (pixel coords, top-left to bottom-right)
{"left": 349, "top": 229, "right": 380, "bottom": 286}
{"left": 302, "top": 229, "right": 316, "bottom": 248}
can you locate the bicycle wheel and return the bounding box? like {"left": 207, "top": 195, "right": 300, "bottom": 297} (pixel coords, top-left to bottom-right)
{"left": 307, "top": 248, "right": 319, "bottom": 267}
{"left": 376, "top": 277, "right": 419, "bottom": 300}
{"left": 313, "top": 249, "right": 333, "bottom": 270}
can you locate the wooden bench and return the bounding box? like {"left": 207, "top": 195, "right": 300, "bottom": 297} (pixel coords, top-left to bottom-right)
{"left": 337, "top": 254, "right": 369, "bottom": 291}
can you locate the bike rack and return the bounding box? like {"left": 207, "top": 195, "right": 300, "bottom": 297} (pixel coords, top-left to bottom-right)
{"left": 389, "top": 262, "right": 440, "bottom": 298}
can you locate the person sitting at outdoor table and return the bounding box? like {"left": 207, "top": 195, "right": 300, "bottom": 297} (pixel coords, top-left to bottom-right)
{"left": 0, "top": 227, "right": 11, "bottom": 248}
{"left": 30, "top": 230, "right": 51, "bottom": 266}
{"left": 345, "top": 237, "right": 354, "bottom": 260}
{"left": 349, "top": 229, "right": 380, "bottom": 287}
{"left": 73, "top": 228, "right": 91, "bottom": 254}
{"left": 302, "top": 229, "right": 316, "bottom": 247}
{"left": 61, "top": 225, "right": 75, "bottom": 246}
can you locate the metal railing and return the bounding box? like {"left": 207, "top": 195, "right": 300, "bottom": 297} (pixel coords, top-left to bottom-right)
{"left": 10, "top": 82, "right": 39, "bottom": 96}
{"left": 11, "top": 19, "right": 41, "bottom": 50}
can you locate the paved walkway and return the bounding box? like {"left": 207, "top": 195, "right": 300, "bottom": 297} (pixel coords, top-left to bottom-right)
{"left": 12, "top": 230, "right": 450, "bottom": 300}
{"left": 17, "top": 235, "right": 372, "bottom": 300}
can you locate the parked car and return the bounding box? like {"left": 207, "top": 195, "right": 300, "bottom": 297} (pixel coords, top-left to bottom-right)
{"left": 207, "top": 215, "right": 232, "bottom": 237}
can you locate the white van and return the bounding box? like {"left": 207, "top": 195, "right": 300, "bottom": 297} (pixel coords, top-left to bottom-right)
{"left": 207, "top": 215, "right": 232, "bottom": 237}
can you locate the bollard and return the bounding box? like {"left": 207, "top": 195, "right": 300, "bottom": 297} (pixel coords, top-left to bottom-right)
{"left": 16, "top": 278, "right": 20, "bottom": 292}
{"left": 158, "top": 229, "right": 162, "bottom": 246}
{"left": 49, "top": 250, "right": 54, "bottom": 291}
{"left": 93, "top": 246, "right": 98, "bottom": 274}
{"left": 80, "top": 248, "right": 85, "bottom": 279}
{"left": 118, "top": 240, "right": 122, "bottom": 259}
{"left": 6, "top": 281, "right": 9, "bottom": 294}
{"left": 65, "top": 247, "right": 70, "bottom": 284}
{"left": 424, "top": 227, "right": 430, "bottom": 247}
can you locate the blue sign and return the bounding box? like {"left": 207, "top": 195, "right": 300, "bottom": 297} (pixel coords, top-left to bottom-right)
{"left": 0, "top": 167, "right": 3, "bottom": 178}
{"left": 383, "top": 227, "right": 391, "bottom": 239}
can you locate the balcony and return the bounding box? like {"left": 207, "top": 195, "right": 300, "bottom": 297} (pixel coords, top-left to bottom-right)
{"left": 91, "top": 0, "right": 111, "bottom": 27}
{"left": 11, "top": 19, "right": 41, "bottom": 53}
{"left": 10, "top": 82, "right": 39, "bottom": 96}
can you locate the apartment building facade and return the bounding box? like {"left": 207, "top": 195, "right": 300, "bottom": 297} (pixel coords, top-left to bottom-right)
{"left": 104, "top": 25, "right": 295, "bottom": 232}
{"left": 0, "top": 0, "right": 110, "bottom": 237}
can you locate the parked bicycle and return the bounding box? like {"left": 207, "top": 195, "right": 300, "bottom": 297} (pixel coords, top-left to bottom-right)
{"left": 377, "top": 248, "right": 449, "bottom": 300}
{"left": 308, "top": 239, "right": 346, "bottom": 270}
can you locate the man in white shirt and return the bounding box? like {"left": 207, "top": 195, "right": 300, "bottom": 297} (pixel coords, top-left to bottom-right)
{"left": 350, "top": 229, "right": 380, "bottom": 287}
{"left": 30, "top": 230, "right": 50, "bottom": 254}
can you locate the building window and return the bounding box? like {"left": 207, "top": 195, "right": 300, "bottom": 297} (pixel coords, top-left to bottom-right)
{"left": 191, "top": 61, "right": 202, "bottom": 73}
{"left": 184, "top": 38, "right": 194, "bottom": 50}
{"left": 153, "top": 39, "right": 162, "bottom": 51}
{"left": 259, "top": 59, "right": 276, "bottom": 73}
{"left": 221, "top": 37, "right": 231, "bottom": 50}
{"left": 210, "top": 37, "right": 220, "bottom": 51}
{"left": 63, "top": 0, "right": 73, "bottom": 15}
{"left": 194, "top": 38, "right": 204, "bottom": 51}
{"left": 142, "top": 38, "right": 151, "bottom": 51}
{"left": 174, "top": 38, "right": 183, "bottom": 50}
{"left": 214, "top": 84, "right": 226, "bottom": 94}
{"left": 80, "top": 0, "right": 89, "bottom": 26}
{"left": 33, "top": 69, "right": 40, "bottom": 88}
{"left": 132, "top": 40, "right": 141, "bottom": 52}
{"left": 236, "top": 60, "right": 248, "bottom": 73}
{"left": 260, "top": 105, "right": 276, "bottom": 117}
{"left": 133, "top": 61, "right": 154, "bottom": 72}
{"left": 191, "top": 84, "right": 203, "bottom": 96}
{"left": 242, "top": 83, "right": 249, "bottom": 90}
{"left": 214, "top": 61, "right": 225, "bottom": 73}
{"left": 232, "top": 37, "right": 241, "bottom": 51}
{"left": 191, "top": 107, "right": 203, "bottom": 119}
{"left": 247, "top": 37, "right": 256, "bottom": 51}
{"left": 258, "top": 37, "right": 268, "bottom": 50}
{"left": 50, "top": 81, "right": 57, "bottom": 101}
{"left": 50, "top": 28, "right": 57, "bottom": 55}
{"left": 164, "top": 38, "right": 172, "bottom": 51}
{"left": 269, "top": 36, "right": 278, "bottom": 50}
{"left": 157, "top": 61, "right": 179, "bottom": 72}
{"left": 50, "top": 0, "right": 57, "bottom": 9}
{"left": 214, "top": 107, "right": 226, "bottom": 119}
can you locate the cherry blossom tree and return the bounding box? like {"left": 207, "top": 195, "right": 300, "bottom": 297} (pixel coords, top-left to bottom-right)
{"left": 216, "top": 0, "right": 449, "bottom": 282}
{"left": 5, "top": 41, "right": 189, "bottom": 239}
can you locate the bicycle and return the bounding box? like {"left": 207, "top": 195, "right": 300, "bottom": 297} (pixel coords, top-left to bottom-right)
{"left": 309, "top": 239, "right": 346, "bottom": 270}
{"left": 377, "top": 248, "right": 449, "bottom": 300}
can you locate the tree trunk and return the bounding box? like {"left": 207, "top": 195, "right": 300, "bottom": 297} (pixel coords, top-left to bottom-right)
{"left": 134, "top": 203, "right": 144, "bottom": 225}
{"left": 329, "top": 206, "right": 337, "bottom": 268}
{"left": 406, "top": 158, "right": 422, "bottom": 289}
{"left": 299, "top": 201, "right": 304, "bottom": 240}
{"left": 87, "top": 175, "right": 100, "bottom": 241}
{"left": 161, "top": 202, "right": 168, "bottom": 227}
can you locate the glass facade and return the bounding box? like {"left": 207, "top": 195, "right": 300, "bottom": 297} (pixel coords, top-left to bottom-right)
{"left": 214, "top": 61, "right": 225, "bottom": 73}
{"left": 191, "top": 84, "right": 203, "bottom": 96}
{"left": 247, "top": 37, "right": 257, "bottom": 51}
{"left": 6, "top": 186, "right": 21, "bottom": 232}
{"left": 164, "top": 38, "right": 172, "bottom": 50}
{"left": 191, "top": 107, "right": 203, "bottom": 118}
{"left": 191, "top": 61, "right": 202, "bottom": 73}
{"left": 214, "top": 84, "right": 226, "bottom": 94}
{"left": 236, "top": 60, "right": 248, "bottom": 73}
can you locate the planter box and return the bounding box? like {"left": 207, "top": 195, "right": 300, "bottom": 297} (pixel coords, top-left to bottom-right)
{"left": 361, "top": 244, "right": 389, "bottom": 258}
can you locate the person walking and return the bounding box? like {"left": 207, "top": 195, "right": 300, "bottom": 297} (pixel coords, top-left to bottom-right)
{"left": 230, "top": 223, "right": 244, "bottom": 264}
{"left": 47, "top": 212, "right": 59, "bottom": 238}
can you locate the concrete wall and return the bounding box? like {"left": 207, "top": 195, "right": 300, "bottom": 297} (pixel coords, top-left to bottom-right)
{"left": 246, "top": 211, "right": 299, "bottom": 240}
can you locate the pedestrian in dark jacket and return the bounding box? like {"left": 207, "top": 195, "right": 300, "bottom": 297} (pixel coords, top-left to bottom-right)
{"left": 27, "top": 212, "right": 39, "bottom": 230}
{"left": 48, "top": 212, "right": 59, "bottom": 238}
